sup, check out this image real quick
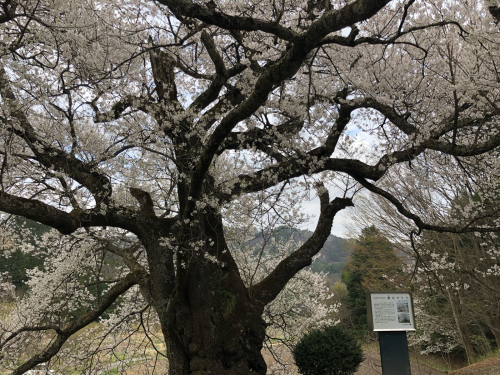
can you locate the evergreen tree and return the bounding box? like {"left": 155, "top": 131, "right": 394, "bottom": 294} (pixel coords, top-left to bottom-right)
{"left": 341, "top": 226, "right": 404, "bottom": 333}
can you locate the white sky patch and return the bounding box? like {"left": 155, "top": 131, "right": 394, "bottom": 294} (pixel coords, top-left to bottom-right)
{"left": 300, "top": 116, "right": 380, "bottom": 238}
{"left": 301, "top": 187, "right": 356, "bottom": 238}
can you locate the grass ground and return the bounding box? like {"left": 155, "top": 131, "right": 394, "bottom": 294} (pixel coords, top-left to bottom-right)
{"left": 4, "top": 347, "right": 500, "bottom": 374}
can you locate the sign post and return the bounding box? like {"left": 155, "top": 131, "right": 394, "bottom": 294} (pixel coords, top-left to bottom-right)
{"left": 366, "top": 292, "right": 416, "bottom": 375}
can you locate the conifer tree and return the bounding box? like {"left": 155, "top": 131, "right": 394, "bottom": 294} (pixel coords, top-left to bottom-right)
{"left": 342, "top": 226, "right": 404, "bottom": 332}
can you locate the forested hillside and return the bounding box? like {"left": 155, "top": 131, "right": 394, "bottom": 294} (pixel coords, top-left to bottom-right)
{"left": 0, "top": 218, "right": 49, "bottom": 289}
{"left": 247, "top": 226, "right": 349, "bottom": 279}
{"left": 311, "top": 234, "right": 350, "bottom": 279}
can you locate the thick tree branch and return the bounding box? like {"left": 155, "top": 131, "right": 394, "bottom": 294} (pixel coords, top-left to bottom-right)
{"left": 309, "top": 103, "right": 356, "bottom": 157}
{"left": 320, "top": 93, "right": 475, "bottom": 141}
{"left": 488, "top": 2, "right": 500, "bottom": 23}
{"left": 227, "top": 157, "right": 384, "bottom": 199}
{"left": 318, "top": 21, "right": 465, "bottom": 47}
{"left": 0, "top": 326, "right": 61, "bottom": 352}
{"left": 423, "top": 136, "right": 500, "bottom": 156}
{"left": 130, "top": 187, "right": 156, "bottom": 217}
{"left": 345, "top": 98, "right": 500, "bottom": 157}
{"left": 189, "top": 31, "right": 229, "bottom": 111}
{"left": 177, "top": 58, "right": 246, "bottom": 82}
{"left": 249, "top": 188, "right": 353, "bottom": 305}
{"left": 0, "top": 190, "right": 154, "bottom": 235}
{"left": 0, "top": 191, "right": 83, "bottom": 234}
{"left": 92, "top": 95, "right": 153, "bottom": 123}
{"left": 344, "top": 97, "right": 418, "bottom": 135}
{"left": 354, "top": 177, "right": 500, "bottom": 234}
{"left": 0, "top": 0, "right": 17, "bottom": 24}
{"left": 150, "top": 45, "right": 179, "bottom": 103}
{"left": 183, "top": 0, "right": 392, "bottom": 216}
{"left": 219, "top": 117, "right": 304, "bottom": 154}
{"left": 305, "top": 0, "right": 391, "bottom": 42}
{"left": 225, "top": 128, "right": 497, "bottom": 202}
{"left": 198, "top": 84, "right": 246, "bottom": 131}
{"left": 10, "top": 270, "right": 148, "bottom": 375}
{"left": 155, "top": 0, "right": 299, "bottom": 41}
{"left": 0, "top": 65, "right": 112, "bottom": 202}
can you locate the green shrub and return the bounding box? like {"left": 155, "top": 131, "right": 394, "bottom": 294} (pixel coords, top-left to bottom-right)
{"left": 292, "top": 325, "right": 364, "bottom": 375}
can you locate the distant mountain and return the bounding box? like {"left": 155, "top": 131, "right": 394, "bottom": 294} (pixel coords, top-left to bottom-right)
{"left": 247, "top": 227, "right": 350, "bottom": 279}
{"left": 308, "top": 232, "right": 350, "bottom": 279}
{"left": 315, "top": 233, "right": 350, "bottom": 263}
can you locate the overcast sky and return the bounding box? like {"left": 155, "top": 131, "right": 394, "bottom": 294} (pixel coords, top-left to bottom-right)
{"left": 300, "top": 125, "right": 378, "bottom": 238}
{"left": 301, "top": 196, "right": 353, "bottom": 238}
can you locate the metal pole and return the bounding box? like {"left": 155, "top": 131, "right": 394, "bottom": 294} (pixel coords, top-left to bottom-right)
{"left": 378, "top": 331, "right": 412, "bottom": 375}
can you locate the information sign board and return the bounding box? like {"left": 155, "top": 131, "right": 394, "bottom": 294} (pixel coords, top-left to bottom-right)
{"left": 366, "top": 292, "right": 416, "bottom": 332}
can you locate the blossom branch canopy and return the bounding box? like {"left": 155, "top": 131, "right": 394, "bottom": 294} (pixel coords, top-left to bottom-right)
{"left": 1, "top": 0, "right": 500, "bottom": 374}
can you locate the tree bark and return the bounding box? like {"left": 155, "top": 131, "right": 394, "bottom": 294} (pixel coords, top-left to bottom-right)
{"left": 485, "top": 315, "right": 500, "bottom": 349}
{"left": 448, "top": 290, "right": 475, "bottom": 360}
{"left": 158, "top": 210, "right": 267, "bottom": 375}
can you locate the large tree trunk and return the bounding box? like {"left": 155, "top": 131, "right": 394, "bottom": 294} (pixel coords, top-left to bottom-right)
{"left": 153, "top": 208, "right": 267, "bottom": 374}
{"left": 164, "top": 270, "right": 267, "bottom": 375}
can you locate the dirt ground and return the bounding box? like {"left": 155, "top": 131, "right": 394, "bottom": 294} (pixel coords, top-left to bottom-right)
{"left": 450, "top": 357, "right": 500, "bottom": 375}
{"left": 354, "top": 349, "right": 445, "bottom": 375}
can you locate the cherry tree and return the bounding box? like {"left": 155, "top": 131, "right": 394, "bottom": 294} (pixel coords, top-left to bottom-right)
{"left": 344, "top": 156, "right": 500, "bottom": 359}
{"left": 2, "top": 0, "right": 500, "bottom": 374}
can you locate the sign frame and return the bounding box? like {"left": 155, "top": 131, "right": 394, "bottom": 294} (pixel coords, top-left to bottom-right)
{"left": 366, "top": 291, "right": 416, "bottom": 332}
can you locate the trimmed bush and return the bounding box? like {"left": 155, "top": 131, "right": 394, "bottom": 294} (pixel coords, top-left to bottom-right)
{"left": 292, "top": 325, "right": 364, "bottom": 375}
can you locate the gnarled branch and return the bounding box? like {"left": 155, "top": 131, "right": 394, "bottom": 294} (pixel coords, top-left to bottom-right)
{"left": 249, "top": 187, "right": 353, "bottom": 305}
